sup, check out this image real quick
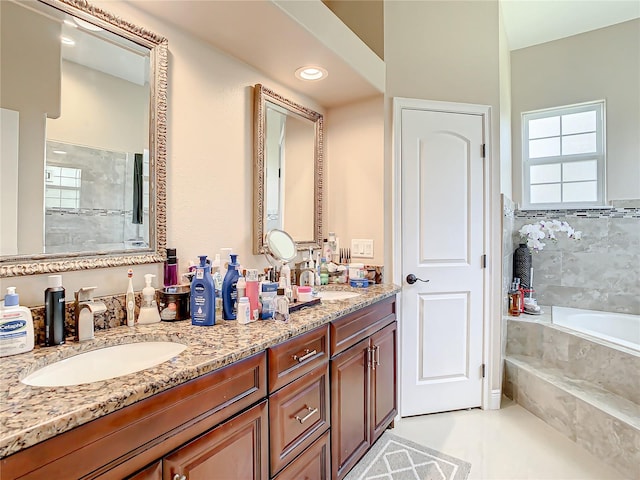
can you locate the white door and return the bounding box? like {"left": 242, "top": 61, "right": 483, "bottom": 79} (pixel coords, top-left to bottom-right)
{"left": 399, "top": 105, "right": 485, "bottom": 416}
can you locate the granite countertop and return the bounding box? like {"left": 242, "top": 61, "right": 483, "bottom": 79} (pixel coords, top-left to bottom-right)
{"left": 0, "top": 283, "right": 400, "bottom": 459}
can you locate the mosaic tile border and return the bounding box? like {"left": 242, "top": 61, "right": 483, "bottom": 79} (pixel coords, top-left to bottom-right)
{"left": 515, "top": 207, "right": 640, "bottom": 219}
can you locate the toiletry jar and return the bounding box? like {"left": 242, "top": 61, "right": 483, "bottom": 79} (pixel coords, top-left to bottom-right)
{"left": 350, "top": 279, "right": 369, "bottom": 288}
{"left": 159, "top": 286, "right": 190, "bottom": 321}
{"left": 297, "top": 286, "right": 313, "bottom": 303}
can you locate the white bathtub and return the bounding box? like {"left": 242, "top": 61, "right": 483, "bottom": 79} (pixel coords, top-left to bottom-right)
{"left": 552, "top": 306, "right": 640, "bottom": 352}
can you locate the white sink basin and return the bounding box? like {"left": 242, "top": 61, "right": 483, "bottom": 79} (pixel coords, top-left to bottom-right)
{"left": 317, "top": 291, "right": 361, "bottom": 301}
{"left": 22, "top": 341, "right": 187, "bottom": 387}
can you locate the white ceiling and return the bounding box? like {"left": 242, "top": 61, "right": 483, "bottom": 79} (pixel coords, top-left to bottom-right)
{"left": 501, "top": 0, "right": 640, "bottom": 51}
{"left": 129, "top": 0, "right": 383, "bottom": 108}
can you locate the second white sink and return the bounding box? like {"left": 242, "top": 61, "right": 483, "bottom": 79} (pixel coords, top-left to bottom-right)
{"left": 317, "top": 291, "right": 361, "bottom": 301}
{"left": 22, "top": 341, "right": 187, "bottom": 387}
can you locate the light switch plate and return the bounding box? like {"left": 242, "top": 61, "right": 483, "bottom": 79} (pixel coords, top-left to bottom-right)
{"left": 351, "top": 239, "right": 374, "bottom": 258}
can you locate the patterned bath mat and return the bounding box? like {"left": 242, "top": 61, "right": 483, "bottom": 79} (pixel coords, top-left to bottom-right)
{"left": 344, "top": 432, "right": 471, "bottom": 480}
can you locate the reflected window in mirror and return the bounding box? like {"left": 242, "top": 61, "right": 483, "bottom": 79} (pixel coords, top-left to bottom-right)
{"left": 0, "top": 0, "right": 167, "bottom": 277}
{"left": 254, "top": 84, "right": 323, "bottom": 254}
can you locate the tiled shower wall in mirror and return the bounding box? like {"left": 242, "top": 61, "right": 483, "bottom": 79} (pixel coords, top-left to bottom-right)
{"left": 503, "top": 197, "right": 640, "bottom": 315}
{"left": 45, "top": 140, "right": 149, "bottom": 253}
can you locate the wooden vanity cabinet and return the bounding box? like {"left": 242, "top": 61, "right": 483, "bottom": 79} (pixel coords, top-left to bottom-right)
{"left": 267, "top": 325, "right": 330, "bottom": 478}
{"left": 330, "top": 297, "right": 397, "bottom": 480}
{"left": 2, "top": 352, "right": 267, "bottom": 480}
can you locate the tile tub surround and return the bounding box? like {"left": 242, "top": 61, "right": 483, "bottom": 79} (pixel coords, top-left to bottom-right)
{"left": 0, "top": 283, "right": 399, "bottom": 459}
{"left": 509, "top": 206, "right": 640, "bottom": 315}
{"left": 504, "top": 315, "right": 640, "bottom": 478}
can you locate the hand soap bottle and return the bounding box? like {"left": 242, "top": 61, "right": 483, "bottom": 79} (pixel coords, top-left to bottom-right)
{"left": 138, "top": 274, "right": 161, "bottom": 324}
{"left": 0, "top": 287, "right": 35, "bottom": 357}
{"left": 191, "top": 255, "right": 216, "bottom": 326}
{"left": 44, "top": 275, "right": 65, "bottom": 346}
{"left": 222, "top": 254, "right": 240, "bottom": 320}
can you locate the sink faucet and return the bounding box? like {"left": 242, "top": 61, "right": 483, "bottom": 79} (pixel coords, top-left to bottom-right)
{"left": 74, "top": 286, "right": 106, "bottom": 342}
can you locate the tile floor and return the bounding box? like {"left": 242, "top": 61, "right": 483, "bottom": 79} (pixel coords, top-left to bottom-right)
{"left": 391, "top": 397, "right": 626, "bottom": 480}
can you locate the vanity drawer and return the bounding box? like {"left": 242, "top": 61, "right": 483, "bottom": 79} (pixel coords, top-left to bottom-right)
{"left": 272, "top": 430, "right": 331, "bottom": 480}
{"left": 330, "top": 296, "right": 395, "bottom": 356}
{"left": 268, "top": 324, "right": 329, "bottom": 393}
{"left": 269, "top": 363, "right": 330, "bottom": 476}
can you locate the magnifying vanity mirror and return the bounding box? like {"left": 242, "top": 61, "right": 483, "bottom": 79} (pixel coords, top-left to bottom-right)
{"left": 264, "top": 229, "right": 297, "bottom": 265}
{"left": 0, "top": 0, "right": 167, "bottom": 277}
{"left": 253, "top": 84, "right": 323, "bottom": 255}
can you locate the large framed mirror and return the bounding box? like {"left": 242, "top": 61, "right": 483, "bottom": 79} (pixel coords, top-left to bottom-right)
{"left": 253, "top": 84, "right": 323, "bottom": 254}
{"left": 0, "top": 0, "right": 167, "bottom": 277}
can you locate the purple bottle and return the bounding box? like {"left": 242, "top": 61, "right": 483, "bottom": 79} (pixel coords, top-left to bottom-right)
{"left": 164, "top": 248, "right": 179, "bottom": 287}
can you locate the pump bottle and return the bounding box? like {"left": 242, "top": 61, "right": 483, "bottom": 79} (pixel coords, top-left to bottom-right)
{"left": 222, "top": 254, "right": 240, "bottom": 320}
{"left": 191, "top": 255, "right": 216, "bottom": 326}
{"left": 44, "top": 275, "right": 65, "bottom": 346}
{"left": 138, "top": 274, "right": 161, "bottom": 324}
{"left": 0, "top": 287, "right": 35, "bottom": 357}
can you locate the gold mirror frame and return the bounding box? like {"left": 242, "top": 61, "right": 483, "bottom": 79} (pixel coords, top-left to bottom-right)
{"left": 0, "top": 0, "right": 167, "bottom": 277}
{"left": 253, "top": 84, "right": 323, "bottom": 254}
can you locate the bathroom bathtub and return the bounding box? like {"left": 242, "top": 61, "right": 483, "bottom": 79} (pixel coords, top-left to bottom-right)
{"left": 552, "top": 306, "right": 640, "bottom": 352}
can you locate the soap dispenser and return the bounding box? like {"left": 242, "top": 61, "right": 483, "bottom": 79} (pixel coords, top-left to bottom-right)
{"left": 138, "top": 274, "right": 161, "bottom": 324}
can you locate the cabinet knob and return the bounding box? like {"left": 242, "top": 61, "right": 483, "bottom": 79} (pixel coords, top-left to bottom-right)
{"left": 173, "top": 474, "right": 187, "bottom": 480}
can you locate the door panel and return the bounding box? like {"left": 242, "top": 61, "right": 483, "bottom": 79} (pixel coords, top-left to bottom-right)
{"left": 330, "top": 337, "right": 370, "bottom": 480}
{"left": 400, "top": 107, "right": 484, "bottom": 416}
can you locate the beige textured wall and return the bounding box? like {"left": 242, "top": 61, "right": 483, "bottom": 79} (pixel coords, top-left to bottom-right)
{"left": 511, "top": 19, "right": 640, "bottom": 203}
{"left": 1, "top": 0, "right": 324, "bottom": 306}
{"left": 384, "top": 0, "right": 504, "bottom": 397}
{"left": 499, "top": 5, "right": 512, "bottom": 197}
{"left": 322, "top": 0, "right": 384, "bottom": 60}
{"left": 326, "top": 96, "right": 385, "bottom": 266}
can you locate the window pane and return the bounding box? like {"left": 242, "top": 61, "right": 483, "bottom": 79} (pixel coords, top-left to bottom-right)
{"left": 530, "top": 163, "right": 561, "bottom": 184}
{"left": 562, "top": 111, "right": 596, "bottom": 135}
{"left": 529, "top": 116, "right": 559, "bottom": 139}
{"left": 60, "top": 198, "right": 78, "bottom": 208}
{"left": 529, "top": 137, "right": 560, "bottom": 158}
{"left": 530, "top": 183, "right": 561, "bottom": 203}
{"left": 61, "top": 167, "right": 79, "bottom": 177}
{"left": 60, "top": 177, "right": 79, "bottom": 187}
{"left": 563, "top": 181, "right": 598, "bottom": 202}
{"left": 61, "top": 190, "right": 78, "bottom": 199}
{"left": 562, "top": 133, "right": 596, "bottom": 155}
{"left": 563, "top": 160, "right": 597, "bottom": 182}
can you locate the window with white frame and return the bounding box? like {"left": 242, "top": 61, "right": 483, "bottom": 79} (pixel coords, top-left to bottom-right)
{"left": 522, "top": 101, "right": 605, "bottom": 209}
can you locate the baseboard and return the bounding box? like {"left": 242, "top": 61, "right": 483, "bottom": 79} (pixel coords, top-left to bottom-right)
{"left": 488, "top": 389, "right": 502, "bottom": 410}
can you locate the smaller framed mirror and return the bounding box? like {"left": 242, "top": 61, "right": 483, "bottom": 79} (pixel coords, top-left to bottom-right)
{"left": 253, "top": 84, "right": 323, "bottom": 254}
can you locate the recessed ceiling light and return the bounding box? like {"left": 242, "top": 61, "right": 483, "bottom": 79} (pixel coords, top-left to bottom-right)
{"left": 53, "top": 150, "right": 67, "bottom": 155}
{"left": 73, "top": 17, "right": 103, "bottom": 31}
{"left": 295, "top": 66, "right": 328, "bottom": 81}
{"left": 60, "top": 36, "right": 75, "bottom": 46}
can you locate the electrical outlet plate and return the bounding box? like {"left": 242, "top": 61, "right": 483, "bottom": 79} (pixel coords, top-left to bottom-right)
{"left": 351, "top": 239, "right": 374, "bottom": 258}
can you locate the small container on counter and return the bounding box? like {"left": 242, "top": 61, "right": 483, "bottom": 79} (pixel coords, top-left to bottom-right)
{"left": 297, "top": 286, "right": 313, "bottom": 302}
{"left": 159, "top": 286, "right": 191, "bottom": 321}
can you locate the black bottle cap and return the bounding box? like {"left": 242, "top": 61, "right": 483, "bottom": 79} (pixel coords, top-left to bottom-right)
{"left": 166, "top": 248, "right": 177, "bottom": 263}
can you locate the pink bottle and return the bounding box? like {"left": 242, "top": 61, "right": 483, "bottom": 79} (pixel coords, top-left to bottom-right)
{"left": 246, "top": 269, "right": 260, "bottom": 320}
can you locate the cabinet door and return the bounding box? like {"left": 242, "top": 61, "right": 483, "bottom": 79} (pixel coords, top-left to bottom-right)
{"left": 370, "top": 321, "right": 397, "bottom": 442}
{"left": 163, "top": 401, "right": 268, "bottom": 480}
{"left": 330, "top": 337, "right": 370, "bottom": 480}
{"left": 126, "top": 461, "right": 162, "bottom": 480}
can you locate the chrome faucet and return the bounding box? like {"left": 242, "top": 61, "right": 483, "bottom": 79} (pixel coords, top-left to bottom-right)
{"left": 74, "top": 286, "right": 106, "bottom": 342}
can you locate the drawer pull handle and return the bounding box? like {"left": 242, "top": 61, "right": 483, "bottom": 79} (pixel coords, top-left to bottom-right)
{"left": 375, "top": 344, "right": 381, "bottom": 367}
{"left": 294, "top": 406, "right": 318, "bottom": 424}
{"left": 173, "top": 474, "right": 187, "bottom": 480}
{"left": 292, "top": 348, "right": 316, "bottom": 363}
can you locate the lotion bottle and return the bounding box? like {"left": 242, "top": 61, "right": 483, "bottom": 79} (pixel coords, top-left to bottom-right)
{"left": 44, "top": 275, "right": 65, "bottom": 346}
{"left": 0, "top": 287, "right": 35, "bottom": 357}
{"left": 191, "top": 255, "right": 216, "bottom": 326}
{"left": 246, "top": 269, "right": 260, "bottom": 321}
{"left": 222, "top": 254, "right": 240, "bottom": 320}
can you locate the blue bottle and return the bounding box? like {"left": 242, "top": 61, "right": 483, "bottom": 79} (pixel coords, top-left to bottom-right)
{"left": 191, "top": 255, "right": 216, "bottom": 326}
{"left": 222, "top": 254, "right": 240, "bottom": 320}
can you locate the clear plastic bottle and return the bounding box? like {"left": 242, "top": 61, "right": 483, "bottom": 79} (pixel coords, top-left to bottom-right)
{"left": 237, "top": 297, "right": 250, "bottom": 324}
{"left": 320, "top": 258, "right": 329, "bottom": 285}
